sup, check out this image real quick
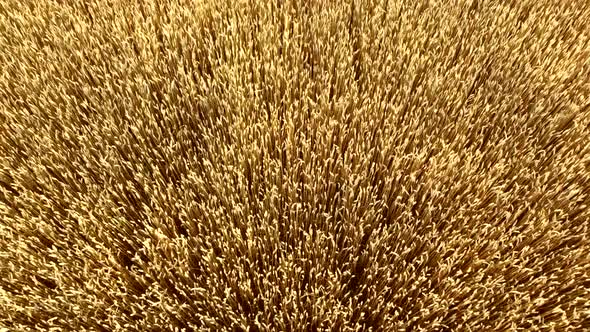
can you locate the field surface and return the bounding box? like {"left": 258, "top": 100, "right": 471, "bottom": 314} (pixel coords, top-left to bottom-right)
{"left": 1, "top": 0, "right": 590, "bottom": 330}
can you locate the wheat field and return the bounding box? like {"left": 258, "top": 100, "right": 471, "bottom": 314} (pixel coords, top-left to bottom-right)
{"left": 1, "top": 0, "right": 589, "bottom": 330}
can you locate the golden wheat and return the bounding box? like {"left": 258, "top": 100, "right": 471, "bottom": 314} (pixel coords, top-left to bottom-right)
{"left": 1, "top": 0, "right": 589, "bottom": 330}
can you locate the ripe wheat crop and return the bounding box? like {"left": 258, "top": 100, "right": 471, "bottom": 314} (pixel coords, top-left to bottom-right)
{"left": 1, "top": 0, "right": 589, "bottom": 330}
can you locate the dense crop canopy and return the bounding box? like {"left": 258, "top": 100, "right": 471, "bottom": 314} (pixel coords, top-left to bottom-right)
{"left": 1, "top": 0, "right": 589, "bottom": 330}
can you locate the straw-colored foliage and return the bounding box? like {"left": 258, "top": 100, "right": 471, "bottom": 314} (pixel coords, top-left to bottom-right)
{"left": 1, "top": 0, "right": 589, "bottom": 330}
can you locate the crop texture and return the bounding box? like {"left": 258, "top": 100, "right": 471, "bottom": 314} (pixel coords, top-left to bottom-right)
{"left": 1, "top": 0, "right": 590, "bottom": 331}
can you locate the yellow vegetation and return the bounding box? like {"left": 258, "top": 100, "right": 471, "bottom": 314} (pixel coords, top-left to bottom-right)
{"left": 1, "top": 0, "right": 589, "bottom": 330}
